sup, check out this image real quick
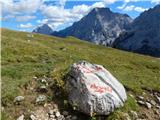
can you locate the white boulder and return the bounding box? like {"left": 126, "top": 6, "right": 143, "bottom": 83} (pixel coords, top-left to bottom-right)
{"left": 66, "top": 61, "right": 127, "bottom": 115}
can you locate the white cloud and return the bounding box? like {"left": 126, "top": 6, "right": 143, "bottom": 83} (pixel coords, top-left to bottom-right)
{"left": 119, "top": 5, "right": 148, "bottom": 12}
{"left": 15, "top": 15, "right": 36, "bottom": 22}
{"left": 151, "top": 0, "right": 160, "bottom": 4}
{"left": 103, "top": 0, "right": 118, "bottom": 4}
{"left": 18, "top": 23, "right": 33, "bottom": 29}
{"left": 1, "top": 0, "right": 42, "bottom": 22}
{"left": 91, "top": 2, "right": 105, "bottom": 8}
{"left": 72, "top": 4, "right": 90, "bottom": 14}
{"left": 37, "top": 19, "right": 48, "bottom": 24}
{"left": 39, "top": 0, "right": 120, "bottom": 30}
{"left": 2, "top": 0, "right": 158, "bottom": 31}
{"left": 39, "top": 4, "right": 85, "bottom": 30}
{"left": 2, "top": 14, "right": 36, "bottom": 22}
{"left": 2, "top": 14, "right": 15, "bottom": 21}
{"left": 1, "top": 0, "right": 43, "bottom": 14}
{"left": 134, "top": 6, "right": 148, "bottom": 12}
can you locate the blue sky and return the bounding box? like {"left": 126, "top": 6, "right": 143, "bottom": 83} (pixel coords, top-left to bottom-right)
{"left": 1, "top": 0, "right": 160, "bottom": 32}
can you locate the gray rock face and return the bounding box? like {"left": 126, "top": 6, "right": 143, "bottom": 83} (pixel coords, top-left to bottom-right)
{"left": 52, "top": 8, "right": 132, "bottom": 46}
{"left": 66, "top": 61, "right": 127, "bottom": 115}
{"left": 113, "top": 4, "right": 160, "bottom": 57}
{"left": 32, "top": 24, "right": 53, "bottom": 35}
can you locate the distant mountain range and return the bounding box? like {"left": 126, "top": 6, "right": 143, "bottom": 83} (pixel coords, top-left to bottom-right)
{"left": 32, "top": 4, "right": 160, "bottom": 57}
{"left": 52, "top": 8, "right": 133, "bottom": 46}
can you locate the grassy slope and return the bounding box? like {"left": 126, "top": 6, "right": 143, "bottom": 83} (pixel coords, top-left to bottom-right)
{"left": 1, "top": 28, "right": 160, "bottom": 119}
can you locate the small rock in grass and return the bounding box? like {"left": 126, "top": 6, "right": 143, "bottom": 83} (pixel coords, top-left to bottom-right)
{"left": 129, "top": 94, "right": 134, "bottom": 98}
{"left": 57, "top": 115, "right": 65, "bottom": 120}
{"left": 155, "top": 95, "right": 160, "bottom": 103}
{"left": 17, "top": 114, "right": 24, "bottom": 120}
{"left": 41, "top": 79, "right": 47, "bottom": 84}
{"left": 156, "top": 105, "right": 160, "bottom": 109}
{"left": 14, "top": 96, "right": 25, "bottom": 104}
{"left": 53, "top": 104, "right": 58, "bottom": 109}
{"left": 145, "top": 102, "right": 152, "bottom": 109}
{"left": 49, "top": 110, "right": 54, "bottom": 115}
{"left": 137, "top": 101, "right": 145, "bottom": 105}
{"left": 49, "top": 114, "right": 55, "bottom": 118}
{"left": 30, "top": 114, "right": 37, "bottom": 120}
{"left": 36, "top": 95, "right": 46, "bottom": 104}
{"left": 155, "top": 109, "right": 160, "bottom": 115}
{"left": 33, "top": 76, "right": 38, "bottom": 80}
{"left": 27, "top": 34, "right": 34, "bottom": 38}
{"left": 130, "top": 110, "right": 138, "bottom": 119}
{"left": 38, "top": 85, "right": 48, "bottom": 93}
{"left": 122, "top": 113, "right": 131, "bottom": 120}
{"left": 150, "top": 100, "right": 156, "bottom": 106}
{"left": 1, "top": 106, "right": 4, "bottom": 112}
{"left": 138, "top": 96, "right": 144, "bottom": 100}
{"left": 55, "top": 111, "right": 61, "bottom": 117}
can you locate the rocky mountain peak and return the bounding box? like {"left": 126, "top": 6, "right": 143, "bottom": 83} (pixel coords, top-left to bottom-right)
{"left": 52, "top": 7, "right": 132, "bottom": 46}
{"left": 32, "top": 24, "right": 53, "bottom": 35}
{"left": 113, "top": 4, "right": 160, "bottom": 57}
{"left": 93, "top": 7, "right": 111, "bottom": 13}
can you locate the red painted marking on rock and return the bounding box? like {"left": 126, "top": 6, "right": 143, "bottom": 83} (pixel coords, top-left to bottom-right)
{"left": 76, "top": 65, "right": 103, "bottom": 73}
{"left": 90, "top": 83, "right": 112, "bottom": 94}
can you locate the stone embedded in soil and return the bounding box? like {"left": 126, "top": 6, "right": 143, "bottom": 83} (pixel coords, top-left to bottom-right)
{"left": 41, "top": 79, "right": 47, "bottom": 84}
{"left": 137, "top": 100, "right": 145, "bottom": 105}
{"left": 138, "top": 96, "right": 144, "bottom": 100}
{"left": 150, "top": 100, "right": 156, "bottom": 106}
{"left": 1, "top": 106, "right": 4, "bottom": 112}
{"left": 122, "top": 113, "right": 131, "bottom": 120}
{"left": 14, "top": 96, "right": 25, "bottom": 103}
{"left": 57, "top": 115, "right": 65, "bottom": 120}
{"left": 33, "top": 76, "right": 38, "bottom": 80}
{"left": 145, "top": 102, "right": 152, "bottom": 109}
{"left": 55, "top": 111, "right": 61, "bottom": 117}
{"left": 49, "top": 114, "right": 55, "bottom": 119}
{"left": 17, "top": 114, "right": 24, "bottom": 120}
{"left": 156, "top": 105, "right": 160, "bottom": 109}
{"left": 36, "top": 95, "right": 46, "bottom": 104}
{"left": 129, "top": 94, "right": 134, "bottom": 98}
{"left": 38, "top": 85, "right": 48, "bottom": 93}
{"left": 130, "top": 110, "right": 138, "bottom": 119}
{"left": 49, "top": 110, "right": 54, "bottom": 115}
{"left": 30, "top": 114, "right": 37, "bottom": 120}
{"left": 155, "top": 95, "right": 160, "bottom": 103}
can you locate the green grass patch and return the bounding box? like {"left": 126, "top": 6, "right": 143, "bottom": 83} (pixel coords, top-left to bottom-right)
{"left": 1, "top": 28, "right": 160, "bottom": 120}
